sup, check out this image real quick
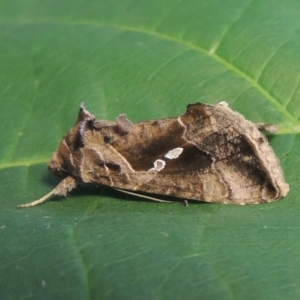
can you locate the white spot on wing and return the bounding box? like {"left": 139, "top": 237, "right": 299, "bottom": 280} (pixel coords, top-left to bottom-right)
{"left": 148, "top": 159, "right": 166, "bottom": 172}
{"left": 164, "top": 147, "right": 183, "bottom": 159}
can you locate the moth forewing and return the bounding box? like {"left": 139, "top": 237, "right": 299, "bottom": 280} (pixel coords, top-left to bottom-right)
{"left": 18, "top": 102, "right": 289, "bottom": 208}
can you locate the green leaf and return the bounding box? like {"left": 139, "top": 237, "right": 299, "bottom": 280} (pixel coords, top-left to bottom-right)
{"left": 1, "top": 0, "right": 300, "bottom": 299}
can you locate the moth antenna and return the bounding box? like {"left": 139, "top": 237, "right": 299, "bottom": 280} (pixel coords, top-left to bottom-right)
{"left": 17, "top": 190, "right": 56, "bottom": 208}
{"left": 114, "top": 188, "right": 173, "bottom": 203}
{"left": 17, "top": 176, "right": 77, "bottom": 208}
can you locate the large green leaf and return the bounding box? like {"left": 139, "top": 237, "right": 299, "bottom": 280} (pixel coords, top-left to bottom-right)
{"left": 1, "top": 0, "right": 300, "bottom": 299}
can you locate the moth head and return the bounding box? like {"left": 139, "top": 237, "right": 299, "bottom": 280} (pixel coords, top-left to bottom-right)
{"left": 48, "top": 150, "right": 69, "bottom": 178}
{"left": 48, "top": 104, "right": 95, "bottom": 179}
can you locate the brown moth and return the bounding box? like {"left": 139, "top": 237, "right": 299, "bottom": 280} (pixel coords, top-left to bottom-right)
{"left": 18, "top": 102, "right": 289, "bottom": 208}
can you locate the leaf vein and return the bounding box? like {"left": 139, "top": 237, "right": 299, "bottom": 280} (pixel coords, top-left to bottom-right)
{"left": 1, "top": 19, "right": 299, "bottom": 127}
{"left": 147, "top": 49, "right": 189, "bottom": 81}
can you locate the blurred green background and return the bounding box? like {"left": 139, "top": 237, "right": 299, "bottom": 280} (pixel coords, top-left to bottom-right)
{"left": 0, "top": 0, "right": 299, "bottom": 299}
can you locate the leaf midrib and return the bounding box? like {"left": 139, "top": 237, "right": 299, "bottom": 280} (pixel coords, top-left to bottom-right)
{"left": 2, "top": 18, "right": 300, "bottom": 127}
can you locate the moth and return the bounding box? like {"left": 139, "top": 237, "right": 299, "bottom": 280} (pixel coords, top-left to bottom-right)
{"left": 18, "top": 102, "right": 289, "bottom": 208}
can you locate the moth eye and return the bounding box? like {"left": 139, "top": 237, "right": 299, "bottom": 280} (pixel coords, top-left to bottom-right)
{"left": 104, "top": 136, "right": 112, "bottom": 143}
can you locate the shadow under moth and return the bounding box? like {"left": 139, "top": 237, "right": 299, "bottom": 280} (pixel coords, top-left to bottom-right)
{"left": 18, "top": 102, "right": 289, "bottom": 208}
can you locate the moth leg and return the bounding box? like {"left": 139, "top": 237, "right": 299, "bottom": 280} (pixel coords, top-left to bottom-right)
{"left": 116, "top": 114, "right": 134, "bottom": 134}
{"left": 256, "top": 123, "right": 278, "bottom": 134}
{"left": 114, "top": 188, "right": 172, "bottom": 203}
{"left": 17, "top": 176, "right": 77, "bottom": 208}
